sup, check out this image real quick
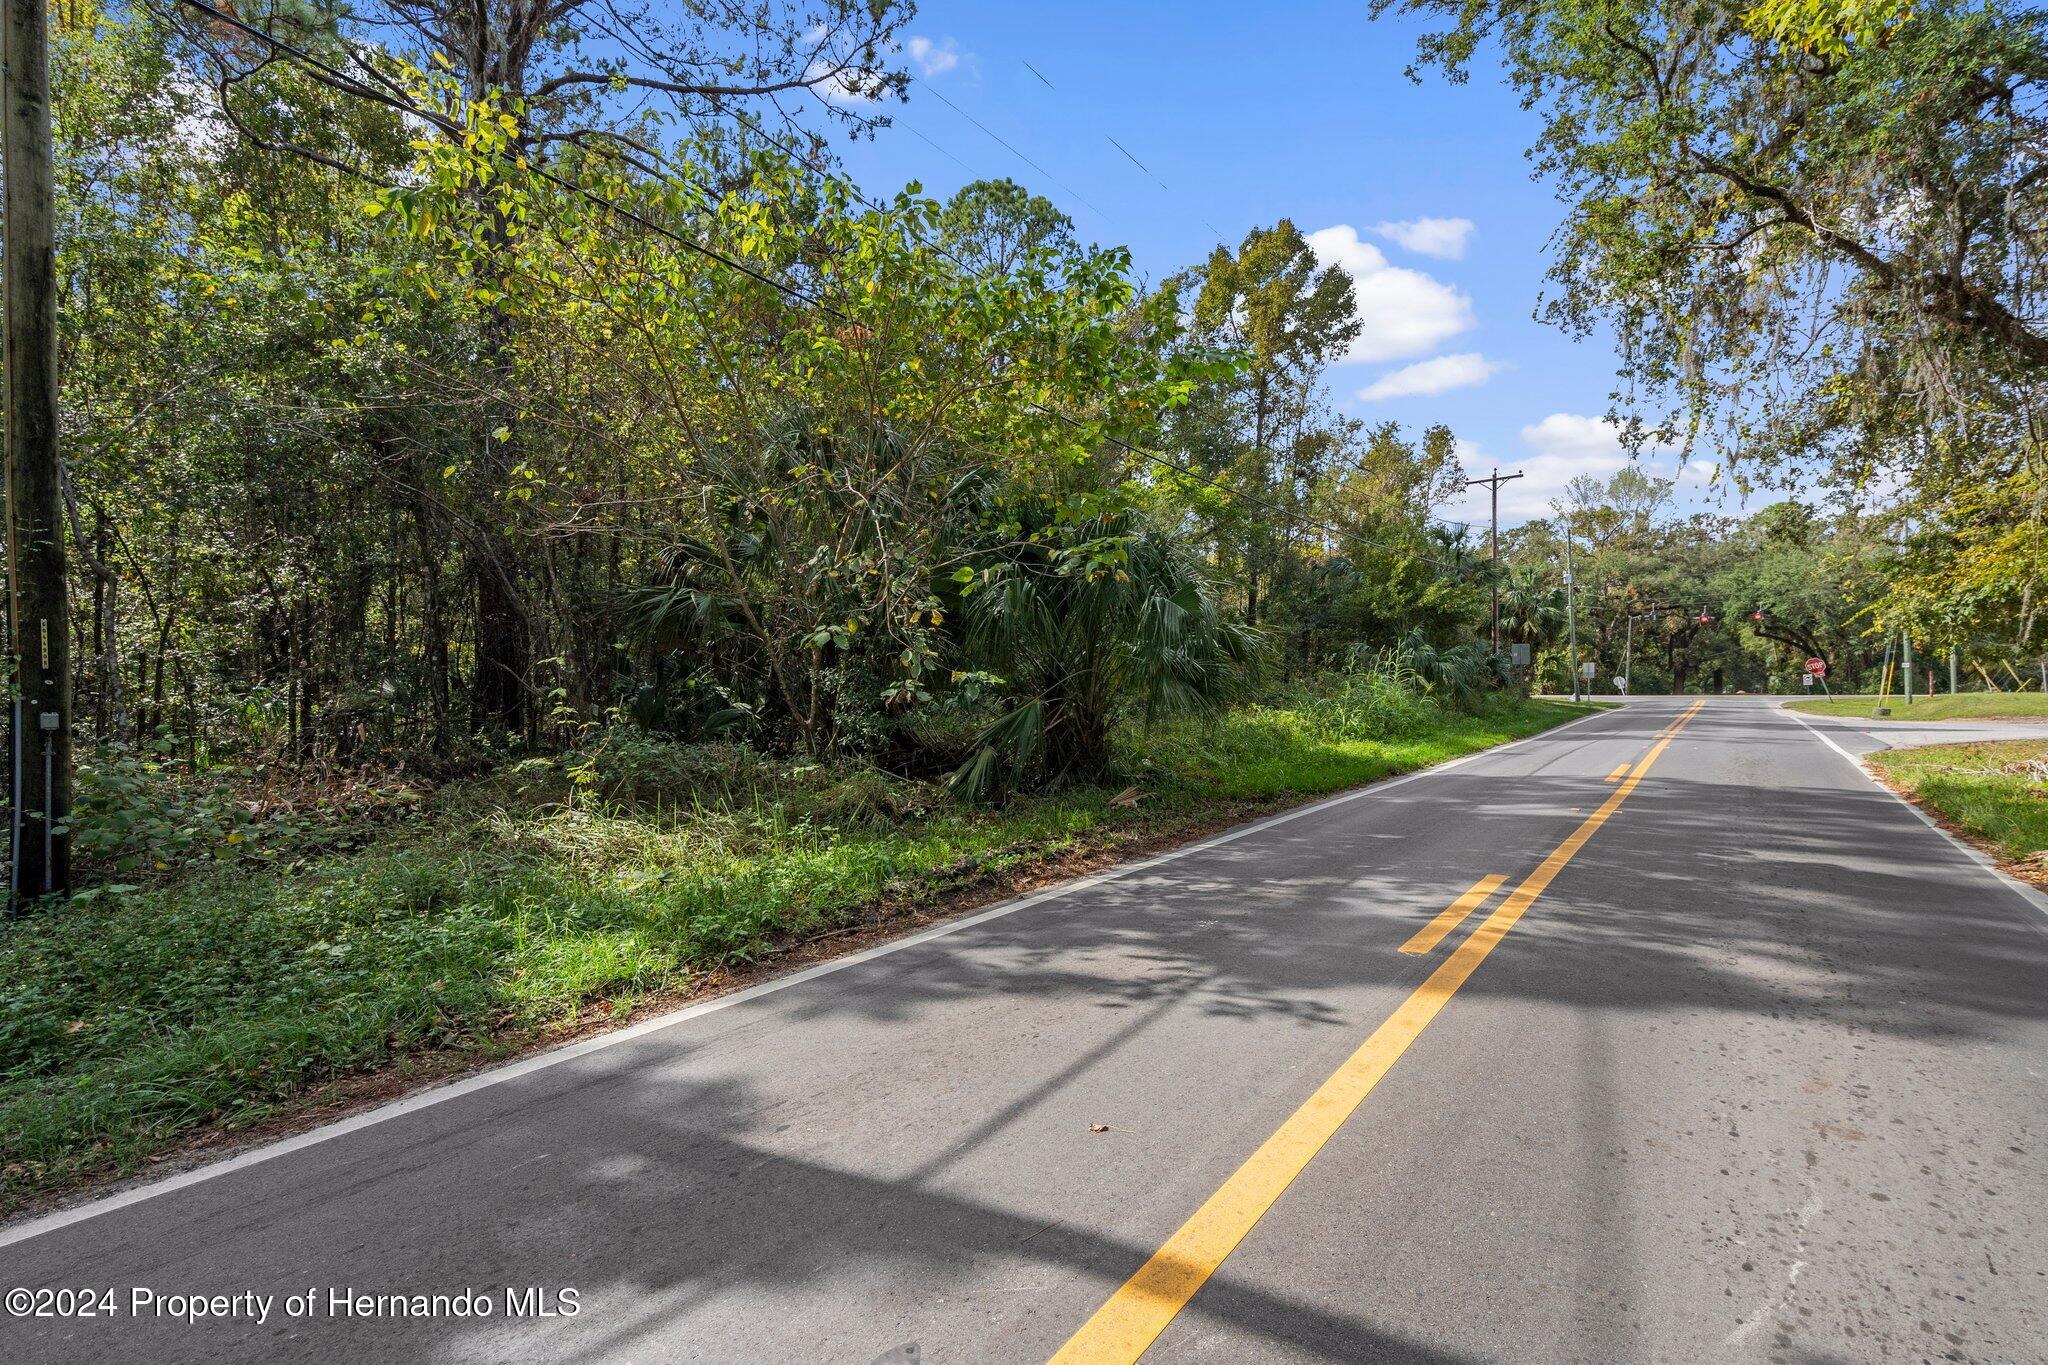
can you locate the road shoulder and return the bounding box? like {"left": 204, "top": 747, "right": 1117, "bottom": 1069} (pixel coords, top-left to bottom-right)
{"left": 3, "top": 702, "right": 1615, "bottom": 1238}
{"left": 1782, "top": 708, "right": 2048, "bottom": 916}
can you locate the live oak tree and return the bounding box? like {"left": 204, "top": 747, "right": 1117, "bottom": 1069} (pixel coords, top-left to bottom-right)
{"left": 1376, "top": 0, "right": 2048, "bottom": 486}
{"left": 1711, "top": 501, "right": 1886, "bottom": 678}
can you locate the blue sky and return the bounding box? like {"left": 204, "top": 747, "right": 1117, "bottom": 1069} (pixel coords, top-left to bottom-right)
{"left": 813, "top": 0, "right": 1730, "bottom": 527}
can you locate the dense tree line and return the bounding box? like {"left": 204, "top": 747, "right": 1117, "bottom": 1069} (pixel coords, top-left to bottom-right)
{"left": 1501, "top": 470, "right": 1902, "bottom": 695}
{"left": 26, "top": 0, "right": 2040, "bottom": 854}
{"left": 42, "top": 4, "right": 1504, "bottom": 808}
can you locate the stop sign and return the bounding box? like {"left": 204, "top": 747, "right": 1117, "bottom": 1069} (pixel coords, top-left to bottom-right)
{"left": 1805, "top": 657, "right": 1827, "bottom": 677}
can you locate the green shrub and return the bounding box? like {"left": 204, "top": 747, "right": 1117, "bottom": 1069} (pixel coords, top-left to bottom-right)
{"left": 70, "top": 747, "right": 294, "bottom": 877}
{"left": 1286, "top": 667, "right": 1441, "bottom": 742}
{"left": 563, "top": 732, "right": 778, "bottom": 812}
{"left": 69, "top": 747, "right": 426, "bottom": 885}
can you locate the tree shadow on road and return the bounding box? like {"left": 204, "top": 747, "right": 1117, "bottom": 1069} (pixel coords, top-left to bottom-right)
{"left": 9, "top": 701, "right": 2045, "bottom": 1363}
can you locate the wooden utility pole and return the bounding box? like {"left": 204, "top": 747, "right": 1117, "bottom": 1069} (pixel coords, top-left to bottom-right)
{"left": 5, "top": 0, "right": 70, "bottom": 905}
{"left": 1460, "top": 468, "right": 1523, "bottom": 653}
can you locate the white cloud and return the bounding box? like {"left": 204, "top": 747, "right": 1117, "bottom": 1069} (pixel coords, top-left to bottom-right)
{"left": 811, "top": 33, "right": 964, "bottom": 101}
{"left": 1359, "top": 352, "right": 1508, "bottom": 402}
{"left": 906, "top": 35, "right": 961, "bottom": 77}
{"left": 806, "top": 56, "right": 885, "bottom": 103}
{"left": 1519, "top": 411, "right": 1672, "bottom": 460}
{"left": 1372, "top": 216, "right": 1475, "bottom": 260}
{"left": 1514, "top": 413, "right": 1687, "bottom": 514}
{"left": 1306, "top": 224, "right": 1475, "bottom": 364}
{"left": 1441, "top": 414, "right": 1693, "bottom": 523}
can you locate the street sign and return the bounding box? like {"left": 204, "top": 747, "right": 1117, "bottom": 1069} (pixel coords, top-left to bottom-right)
{"left": 1805, "top": 657, "right": 1827, "bottom": 677}
{"left": 1801, "top": 673, "right": 1813, "bottom": 688}
{"left": 1579, "top": 661, "right": 1596, "bottom": 681}
{"left": 1510, "top": 642, "right": 1531, "bottom": 668}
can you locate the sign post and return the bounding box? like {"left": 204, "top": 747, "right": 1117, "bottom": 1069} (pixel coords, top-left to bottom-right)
{"left": 1805, "top": 657, "right": 1831, "bottom": 700}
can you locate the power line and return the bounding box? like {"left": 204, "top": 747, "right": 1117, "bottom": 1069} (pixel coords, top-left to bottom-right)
{"left": 1006, "top": 55, "right": 1228, "bottom": 246}
{"left": 173, "top": 0, "right": 848, "bottom": 320}
{"left": 895, "top": 116, "right": 982, "bottom": 178}
{"left": 166, "top": 0, "right": 1472, "bottom": 576}
{"left": 910, "top": 75, "right": 1110, "bottom": 224}
{"left": 1104, "top": 135, "right": 1166, "bottom": 192}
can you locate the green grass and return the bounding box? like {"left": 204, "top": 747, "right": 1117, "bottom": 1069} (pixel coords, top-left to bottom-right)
{"left": 0, "top": 694, "right": 1592, "bottom": 1208}
{"left": 1785, "top": 692, "right": 2048, "bottom": 721}
{"left": 1867, "top": 739, "right": 2048, "bottom": 870}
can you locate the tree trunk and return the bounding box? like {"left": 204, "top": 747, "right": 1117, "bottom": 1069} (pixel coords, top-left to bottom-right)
{"left": 468, "top": 269, "right": 531, "bottom": 741}
{"left": 409, "top": 495, "right": 453, "bottom": 752}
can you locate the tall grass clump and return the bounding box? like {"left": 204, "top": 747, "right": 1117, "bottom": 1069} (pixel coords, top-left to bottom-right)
{"left": 1286, "top": 663, "right": 1442, "bottom": 742}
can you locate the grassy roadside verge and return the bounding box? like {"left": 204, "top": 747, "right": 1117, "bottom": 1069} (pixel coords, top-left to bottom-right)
{"left": 1866, "top": 740, "right": 2048, "bottom": 881}
{"left": 1786, "top": 693, "right": 2048, "bottom": 721}
{"left": 0, "top": 695, "right": 1598, "bottom": 1212}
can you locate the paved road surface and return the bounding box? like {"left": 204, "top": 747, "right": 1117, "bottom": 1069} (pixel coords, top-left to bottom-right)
{"left": 5, "top": 698, "right": 2045, "bottom": 1363}
{"left": 1790, "top": 707, "right": 2048, "bottom": 752}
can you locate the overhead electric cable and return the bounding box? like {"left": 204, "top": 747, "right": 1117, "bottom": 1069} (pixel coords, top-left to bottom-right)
{"left": 911, "top": 76, "right": 1110, "bottom": 223}
{"left": 166, "top": 0, "right": 1473, "bottom": 575}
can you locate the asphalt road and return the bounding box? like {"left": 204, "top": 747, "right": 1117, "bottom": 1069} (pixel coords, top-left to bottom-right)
{"left": 5, "top": 698, "right": 2046, "bottom": 1364}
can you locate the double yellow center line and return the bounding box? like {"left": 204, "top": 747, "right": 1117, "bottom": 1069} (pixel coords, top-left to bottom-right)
{"left": 1049, "top": 701, "right": 1707, "bottom": 1363}
{"left": 1396, "top": 873, "right": 1506, "bottom": 955}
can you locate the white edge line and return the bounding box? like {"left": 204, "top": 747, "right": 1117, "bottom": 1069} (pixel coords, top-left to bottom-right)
{"left": 1782, "top": 705, "right": 2048, "bottom": 925}
{"left": 0, "top": 703, "right": 1623, "bottom": 1248}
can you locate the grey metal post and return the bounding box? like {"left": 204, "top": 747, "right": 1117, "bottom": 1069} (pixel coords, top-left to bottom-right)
{"left": 1623, "top": 612, "right": 1633, "bottom": 696}
{"left": 1565, "top": 520, "right": 1579, "bottom": 702}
